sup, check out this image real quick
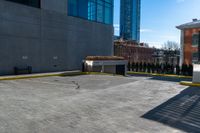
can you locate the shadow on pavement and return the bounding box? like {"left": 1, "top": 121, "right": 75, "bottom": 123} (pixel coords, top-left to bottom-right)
{"left": 142, "top": 87, "right": 200, "bottom": 132}
{"left": 128, "top": 74, "right": 152, "bottom": 77}
{"left": 150, "top": 76, "right": 192, "bottom": 82}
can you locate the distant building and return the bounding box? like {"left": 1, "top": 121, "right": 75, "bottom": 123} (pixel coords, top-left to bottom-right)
{"left": 114, "top": 35, "right": 120, "bottom": 40}
{"left": 120, "top": 0, "right": 141, "bottom": 42}
{"left": 152, "top": 49, "right": 180, "bottom": 66}
{"left": 114, "top": 40, "right": 155, "bottom": 63}
{"left": 0, "top": 0, "right": 113, "bottom": 75}
{"left": 177, "top": 19, "right": 200, "bottom": 65}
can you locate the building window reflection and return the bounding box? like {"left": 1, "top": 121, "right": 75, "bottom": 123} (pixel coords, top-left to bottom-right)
{"left": 68, "top": 0, "right": 113, "bottom": 25}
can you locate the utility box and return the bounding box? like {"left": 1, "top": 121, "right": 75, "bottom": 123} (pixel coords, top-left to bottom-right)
{"left": 83, "top": 56, "right": 128, "bottom": 76}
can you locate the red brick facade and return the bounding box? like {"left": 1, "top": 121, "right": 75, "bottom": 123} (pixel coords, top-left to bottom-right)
{"left": 114, "top": 41, "right": 155, "bottom": 63}
{"left": 183, "top": 28, "right": 200, "bottom": 64}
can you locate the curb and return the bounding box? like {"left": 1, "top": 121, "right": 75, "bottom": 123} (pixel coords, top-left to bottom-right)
{"left": 127, "top": 71, "right": 192, "bottom": 79}
{"left": 0, "top": 71, "right": 82, "bottom": 81}
{"left": 0, "top": 71, "right": 123, "bottom": 81}
{"left": 127, "top": 71, "right": 152, "bottom": 76}
{"left": 180, "top": 81, "right": 200, "bottom": 87}
{"left": 152, "top": 74, "right": 192, "bottom": 79}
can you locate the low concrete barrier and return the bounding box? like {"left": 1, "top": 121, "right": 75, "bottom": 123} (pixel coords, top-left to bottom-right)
{"left": 84, "top": 60, "right": 128, "bottom": 76}
{"left": 193, "top": 64, "right": 200, "bottom": 83}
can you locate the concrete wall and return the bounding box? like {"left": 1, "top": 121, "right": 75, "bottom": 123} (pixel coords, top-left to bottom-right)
{"left": 0, "top": 0, "right": 113, "bottom": 75}
{"left": 104, "top": 65, "right": 116, "bottom": 74}
{"left": 41, "top": 0, "right": 68, "bottom": 14}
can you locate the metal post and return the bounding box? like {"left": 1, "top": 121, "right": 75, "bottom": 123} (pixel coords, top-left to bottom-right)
{"left": 101, "top": 63, "right": 104, "bottom": 73}
{"left": 198, "top": 31, "right": 200, "bottom": 63}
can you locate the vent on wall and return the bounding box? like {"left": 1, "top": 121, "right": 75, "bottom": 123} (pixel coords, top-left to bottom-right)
{"left": 6, "top": 0, "right": 40, "bottom": 8}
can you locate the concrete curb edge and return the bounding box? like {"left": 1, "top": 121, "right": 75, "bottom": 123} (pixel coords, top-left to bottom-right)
{"left": 0, "top": 71, "right": 123, "bottom": 81}
{"left": 180, "top": 81, "right": 200, "bottom": 87}
{"left": 127, "top": 71, "right": 192, "bottom": 79}
{"left": 0, "top": 71, "right": 82, "bottom": 81}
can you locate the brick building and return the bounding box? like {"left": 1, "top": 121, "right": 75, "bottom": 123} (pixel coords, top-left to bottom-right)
{"left": 177, "top": 19, "right": 200, "bottom": 65}
{"left": 114, "top": 40, "right": 155, "bottom": 63}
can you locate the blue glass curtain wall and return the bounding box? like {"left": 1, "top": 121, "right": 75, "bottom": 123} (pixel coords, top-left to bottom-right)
{"left": 68, "top": 0, "right": 113, "bottom": 25}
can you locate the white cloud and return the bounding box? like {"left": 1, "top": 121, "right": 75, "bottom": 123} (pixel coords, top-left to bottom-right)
{"left": 176, "top": 0, "right": 198, "bottom": 3}
{"left": 113, "top": 24, "right": 119, "bottom": 31}
{"left": 159, "top": 35, "right": 180, "bottom": 43}
{"left": 114, "top": 24, "right": 120, "bottom": 35}
{"left": 140, "top": 29, "right": 154, "bottom": 33}
{"left": 160, "top": 35, "right": 178, "bottom": 40}
{"left": 113, "top": 24, "right": 119, "bottom": 27}
{"left": 144, "top": 42, "right": 163, "bottom": 48}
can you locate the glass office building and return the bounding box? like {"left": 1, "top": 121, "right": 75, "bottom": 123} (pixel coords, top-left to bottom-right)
{"left": 120, "top": 0, "right": 140, "bottom": 42}
{"left": 68, "top": 0, "right": 113, "bottom": 25}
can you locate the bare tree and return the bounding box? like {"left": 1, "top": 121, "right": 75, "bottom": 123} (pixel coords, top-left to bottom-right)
{"left": 162, "top": 41, "right": 180, "bottom": 50}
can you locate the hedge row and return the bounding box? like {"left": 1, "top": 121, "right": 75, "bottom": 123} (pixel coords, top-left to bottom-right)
{"left": 128, "top": 62, "right": 193, "bottom": 76}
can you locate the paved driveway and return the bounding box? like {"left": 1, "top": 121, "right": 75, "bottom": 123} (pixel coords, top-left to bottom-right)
{"left": 0, "top": 75, "right": 196, "bottom": 133}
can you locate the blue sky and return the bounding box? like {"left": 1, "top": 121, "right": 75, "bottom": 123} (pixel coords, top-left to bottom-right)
{"left": 114, "top": 0, "right": 200, "bottom": 48}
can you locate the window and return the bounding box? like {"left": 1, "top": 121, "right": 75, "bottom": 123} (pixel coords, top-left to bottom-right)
{"left": 6, "top": 0, "right": 40, "bottom": 8}
{"left": 78, "top": 0, "right": 88, "bottom": 19}
{"left": 192, "top": 52, "right": 199, "bottom": 63}
{"left": 97, "top": 0, "right": 104, "bottom": 23}
{"left": 104, "top": 2, "right": 113, "bottom": 24}
{"left": 88, "top": 0, "right": 96, "bottom": 21}
{"left": 192, "top": 33, "right": 199, "bottom": 46}
{"left": 68, "top": 0, "right": 113, "bottom": 25}
{"left": 68, "top": 0, "right": 78, "bottom": 16}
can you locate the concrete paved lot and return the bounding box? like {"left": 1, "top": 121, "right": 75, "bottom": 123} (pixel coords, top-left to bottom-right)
{"left": 0, "top": 75, "right": 198, "bottom": 133}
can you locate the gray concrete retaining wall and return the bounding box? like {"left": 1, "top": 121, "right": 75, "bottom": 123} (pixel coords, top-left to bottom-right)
{"left": 0, "top": 0, "right": 113, "bottom": 75}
